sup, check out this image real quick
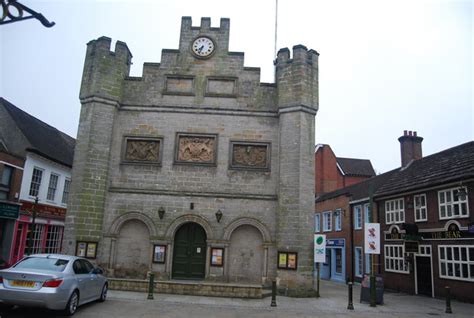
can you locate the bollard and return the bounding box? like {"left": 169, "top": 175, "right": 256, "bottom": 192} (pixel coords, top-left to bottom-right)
{"left": 271, "top": 280, "right": 277, "bottom": 307}
{"left": 445, "top": 286, "right": 452, "bottom": 314}
{"left": 147, "top": 272, "right": 155, "bottom": 300}
{"left": 347, "top": 282, "right": 354, "bottom": 310}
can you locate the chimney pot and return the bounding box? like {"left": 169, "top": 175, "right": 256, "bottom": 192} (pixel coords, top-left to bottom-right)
{"left": 404, "top": 130, "right": 408, "bottom": 136}
{"left": 409, "top": 131, "right": 413, "bottom": 136}
{"left": 414, "top": 131, "right": 417, "bottom": 137}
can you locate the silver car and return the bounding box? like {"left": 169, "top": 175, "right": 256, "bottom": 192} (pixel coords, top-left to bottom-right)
{"left": 0, "top": 254, "right": 107, "bottom": 315}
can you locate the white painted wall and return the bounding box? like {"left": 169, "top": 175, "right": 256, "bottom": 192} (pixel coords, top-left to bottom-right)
{"left": 19, "top": 152, "right": 72, "bottom": 207}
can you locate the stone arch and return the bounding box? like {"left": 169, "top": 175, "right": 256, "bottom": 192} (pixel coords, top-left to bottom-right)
{"left": 387, "top": 224, "right": 402, "bottom": 233}
{"left": 165, "top": 214, "right": 214, "bottom": 240}
{"left": 227, "top": 223, "right": 265, "bottom": 283}
{"left": 223, "top": 217, "right": 272, "bottom": 243}
{"left": 108, "top": 211, "right": 157, "bottom": 237}
{"left": 113, "top": 218, "right": 151, "bottom": 279}
{"left": 444, "top": 220, "right": 464, "bottom": 231}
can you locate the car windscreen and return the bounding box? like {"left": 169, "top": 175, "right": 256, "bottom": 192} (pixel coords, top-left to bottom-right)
{"left": 14, "top": 257, "right": 69, "bottom": 272}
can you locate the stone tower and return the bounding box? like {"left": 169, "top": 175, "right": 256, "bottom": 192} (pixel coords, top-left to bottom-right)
{"left": 275, "top": 46, "right": 319, "bottom": 295}
{"left": 63, "top": 38, "right": 132, "bottom": 254}
{"left": 64, "top": 17, "right": 318, "bottom": 296}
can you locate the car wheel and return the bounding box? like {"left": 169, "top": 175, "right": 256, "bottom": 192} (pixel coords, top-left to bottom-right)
{"left": 63, "top": 290, "right": 79, "bottom": 316}
{"left": 98, "top": 283, "right": 108, "bottom": 302}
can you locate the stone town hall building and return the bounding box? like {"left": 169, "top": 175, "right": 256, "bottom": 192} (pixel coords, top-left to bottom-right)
{"left": 63, "top": 17, "right": 319, "bottom": 295}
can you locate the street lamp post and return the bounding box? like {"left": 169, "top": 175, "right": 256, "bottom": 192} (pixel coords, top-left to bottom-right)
{"left": 27, "top": 197, "right": 39, "bottom": 255}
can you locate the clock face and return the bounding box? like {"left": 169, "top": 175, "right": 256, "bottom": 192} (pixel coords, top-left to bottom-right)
{"left": 192, "top": 37, "right": 215, "bottom": 58}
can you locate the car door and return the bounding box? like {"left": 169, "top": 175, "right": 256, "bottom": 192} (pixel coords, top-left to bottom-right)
{"left": 81, "top": 259, "right": 101, "bottom": 299}
{"left": 72, "top": 260, "right": 91, "bottom": 303}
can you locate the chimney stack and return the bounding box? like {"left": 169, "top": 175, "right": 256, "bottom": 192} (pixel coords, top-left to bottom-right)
{"left": 398, "top": 130, "right": 423, "bottom": 167}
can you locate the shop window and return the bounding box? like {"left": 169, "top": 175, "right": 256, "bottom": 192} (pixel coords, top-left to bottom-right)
{"left": 44, "top": 225, "right": 64, "bottom": 254}
{"left": 439, "top": 245, "right": 474, "bottom": 281}
{"left": 335, "top": 249, "right": 342, "bottom": 274}
{"left": 384, "top": 244, "right": 408, "bottom": 273}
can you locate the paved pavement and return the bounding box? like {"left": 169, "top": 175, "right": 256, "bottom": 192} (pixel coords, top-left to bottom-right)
{"left": 1, "top": 280, "right": 473, "bottom": 317}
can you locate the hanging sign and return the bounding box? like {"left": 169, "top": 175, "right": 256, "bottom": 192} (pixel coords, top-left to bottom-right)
{"left": 314, "top": 234, "right": 326, "bottom": 263}
{"left": 365, "top": 223, "right": 380, "bottom": 254}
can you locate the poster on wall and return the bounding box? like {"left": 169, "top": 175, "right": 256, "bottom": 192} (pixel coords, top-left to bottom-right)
{"left": 287, "top": 253, "right": 297, "bottom": 269}
{"left": 314, "top": 234, "right": 326, "bottom": 263}
{"left": 278, "top": 252, "right": 287, "bottom": 268}
{"left": 86, "top": 242, "right": 97, "bottom": 259}
{"left": 210, "top": 248, "right": 224, "bottom": 266}
{"left": 365, "top": 223, "right": 380, "bottom": 254}
{"left": 76, "top": 242, "right": 87, "bottom": 257}
{"left": 153, "top": 245, "right": 166, "bottom": 263}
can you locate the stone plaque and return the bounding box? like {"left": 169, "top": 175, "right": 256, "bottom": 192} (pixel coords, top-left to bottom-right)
{"left": 230, "top": 142, "right": 270, "bottom": 170}
{"left": 164, "top": 76, "right": 194, "bottom": 95}
{"left": 124, "top": 138, "right": 161, "bottom": 164}
{"left": 206, "top": 78, "right": 236, "bottom": 96}
{"left": 175, "top": 134, "right": 217, "bottom": 165}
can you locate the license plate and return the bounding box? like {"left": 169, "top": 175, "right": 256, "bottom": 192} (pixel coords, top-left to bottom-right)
{"left": 11, "top": 280, "right": 35, "bottom": 288}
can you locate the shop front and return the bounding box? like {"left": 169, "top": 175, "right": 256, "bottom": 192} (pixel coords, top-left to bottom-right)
{"left": 321, "top": 238, "right": 346, "bottom": 283}
{"left": 0, "top": 201, "right": 20, "bottom": 268}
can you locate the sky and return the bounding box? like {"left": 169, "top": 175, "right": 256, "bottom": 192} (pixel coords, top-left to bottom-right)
{"left": 0, "top": 0, "right": 472, "bottom": 174}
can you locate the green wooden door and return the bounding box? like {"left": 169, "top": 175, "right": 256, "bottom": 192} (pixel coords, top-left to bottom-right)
{"left": 172, "top": 223, "right": 207, "bottom": 279}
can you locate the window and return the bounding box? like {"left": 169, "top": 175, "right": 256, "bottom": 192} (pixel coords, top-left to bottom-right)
{"left": 26, "top": 223, "right": 45, "bottom": 254}
{"left": 29, "top": 168, "right": 43, "bottom": 197}
{"left": 335, "top": 249, "right": 342, "bottom": 274}
{"left": 0, "top": 165, "right": 13, "bottom": 200}
{"left": 364, "top": 203, "right": 371, "bottom": 223}
{"left": 414, "top": 194, "right": 427, "bottom": 221}
{"left": 439, "top": 188, "right": 469, "bottom": 219}
{"left": 354, "top": 205, "right": 362, "bottom": 229}
{"left": 62, "top": 179, "right": 71, "bottom": 205}
{"left": 334, "top": 209, "right": 342, "bottom": 231}
{"left": 47, "top": 174, "right": 59, "bottom": 201}
{"left": 314, "top": 213, "right": 321, "bottom": 233}
{"left": 323, "top": 211, "right": 332, "bottom": 232}
{"left": 384, "top": 244, "right": 408, "bottom": 273}
{"left": 439, "top": 245, "right": 474, "bottom": 281}
{"left": 365, "top": 253, "right": 371, "bottom": 274}
{"left": 355, "top": 247, "right": 363, "bottom": 277}
{"left": 385, "top": 198, "right": 405, "bottom": 224}
{"left": 44, "top": 225, "right": 64, "bottom": 254}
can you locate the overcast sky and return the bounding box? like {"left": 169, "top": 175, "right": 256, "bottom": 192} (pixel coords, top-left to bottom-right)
{"left": 0, "top": 0, "right": 472, "bottom": 173}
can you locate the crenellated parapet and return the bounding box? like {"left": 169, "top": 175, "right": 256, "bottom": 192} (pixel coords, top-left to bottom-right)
{"left": 275, "top": 45, "right": 319, "bottom": 113}
{"left": 80, "top": 36, "right": 132, "bottom": 102}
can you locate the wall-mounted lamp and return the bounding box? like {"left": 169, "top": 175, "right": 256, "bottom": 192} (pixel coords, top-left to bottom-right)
{"left": 215, "top": 209, "right": 223, "bottom": 223}
{"left": 158, "top": 207, "right": 165, "bottom": 220}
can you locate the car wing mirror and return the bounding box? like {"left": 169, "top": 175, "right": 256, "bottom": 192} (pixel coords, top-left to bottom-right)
{"left": 92, "top": 267, "right": 104, "bottom": 275}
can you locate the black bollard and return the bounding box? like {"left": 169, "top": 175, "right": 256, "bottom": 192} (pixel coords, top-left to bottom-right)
{"left": 347, "top": 282, "right": 354, "bottom": 310}
{"left": 271, "top": 280, "right": 277, "bottom": 307}
{"left": 445, "top": 286, "right": 452, "bottom": 314}
{"left": 147, "top": 272, "right": 155, "bottom": 300}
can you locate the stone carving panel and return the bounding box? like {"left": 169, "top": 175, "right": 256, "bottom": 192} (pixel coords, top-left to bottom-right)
{"left": 123, "top": 137, "right": 162, "bottom": 164}
{"left": 175, "top": 133, "right": 217, "bottom": 165}
{"left": 230, "top": 142, "right": 270, "bottom": 170}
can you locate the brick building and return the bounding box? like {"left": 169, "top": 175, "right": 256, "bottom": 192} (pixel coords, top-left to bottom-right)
{"left": 315, "top": 144, "right": 375, "bottom": 196}
{"left": 63, "top": 17, "right": 319, "bottom": 295}
{"left": 377, "top": 137, "right": 474, "bottom": 303}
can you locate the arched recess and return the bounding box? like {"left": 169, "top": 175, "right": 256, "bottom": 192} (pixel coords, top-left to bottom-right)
{"left": 165, "top": 214, "right": 214, "bottom": 241}
{"left": 223, "top": 217, "right": 272, "bottom": 243}
{"left": 113, "top": 218, "right": 151, "bottom": 279}
{"left": 227, "top": 224, "right": 264, "bottom": 284}
{"left": 108, "top": 211, "right": 158, "bottom": 237}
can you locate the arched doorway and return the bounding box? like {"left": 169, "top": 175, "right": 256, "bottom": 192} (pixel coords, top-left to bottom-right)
{"left": 228, "top": 225, "right": 264, "bottom": 283}
{"left": 172, "top": 222, "right": 207, "bottom": 280}
{"left": 114, "top": 219, "right": 151, "bottom": 278}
